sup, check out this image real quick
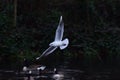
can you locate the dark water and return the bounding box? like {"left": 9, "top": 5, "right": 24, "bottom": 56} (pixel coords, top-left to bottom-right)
{"left": 1, "top": 59, "right": 120, "bottom": 80}
{"left": 1, "top": 66, "right": 120, "bottom": 80}
{"left": 0, "top": 66, "right": 120, "bottom": 80}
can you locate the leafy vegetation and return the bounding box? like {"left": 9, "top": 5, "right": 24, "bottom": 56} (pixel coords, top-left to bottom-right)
{"left": 0, "top": 0, "right": 120, "bottom": 68}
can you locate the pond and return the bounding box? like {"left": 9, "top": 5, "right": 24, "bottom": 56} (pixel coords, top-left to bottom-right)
{"left": 0, "top": 59, "right": 120, "bottom": 80}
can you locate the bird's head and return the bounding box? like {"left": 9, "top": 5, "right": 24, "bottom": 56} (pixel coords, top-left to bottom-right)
{"left": 49, "top": 43, "right": 53, "bottom": 46}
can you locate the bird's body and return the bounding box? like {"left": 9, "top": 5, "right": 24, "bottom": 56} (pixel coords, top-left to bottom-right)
{"left": 37, "top": 66, "right": 46, "bottom": 71}
{"left": 50, "top": 41, "right": 64, "bottom": 47}
{"left": 36, "top": 16, "right": 69, "bottom": 60}
{"left": 23, "top": 66, "right": 28, "bottom": 72}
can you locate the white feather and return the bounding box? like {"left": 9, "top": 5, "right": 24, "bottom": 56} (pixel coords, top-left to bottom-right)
{"left": 36, "top": 16, "right": 69, "bottom": 59}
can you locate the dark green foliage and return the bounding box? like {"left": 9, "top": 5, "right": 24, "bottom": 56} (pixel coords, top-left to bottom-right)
{"left": 0, "top": 0, "right": 120, "bottom": 68}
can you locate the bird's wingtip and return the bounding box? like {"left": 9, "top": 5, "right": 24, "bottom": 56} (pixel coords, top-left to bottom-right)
{"left": 60, "top": 16, "right": 62, "bottom": 21}
{"left": 36, "top": 57, "right": 39, "bottom": 60}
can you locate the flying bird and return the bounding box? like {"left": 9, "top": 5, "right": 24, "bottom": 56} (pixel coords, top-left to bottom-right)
{"left": 36, "top": 16, "right": 69, "bottom": 60}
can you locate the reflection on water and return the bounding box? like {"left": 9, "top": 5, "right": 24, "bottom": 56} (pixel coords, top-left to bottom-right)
{"left": 0, "top": 64, "right": 84, "bottom": 80}
{"left": 0, "top": 68, "right": 83, "bottom": 80}
{"left": 1, "top": 66, "right": 120, "bottom": 80}
{"left": 1, "top": 59, "right": 120, "bottom": 80}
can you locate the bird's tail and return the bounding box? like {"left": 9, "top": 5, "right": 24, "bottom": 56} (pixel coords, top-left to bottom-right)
{"left": 60, "top": 38, "right": 69, "bottom": 50}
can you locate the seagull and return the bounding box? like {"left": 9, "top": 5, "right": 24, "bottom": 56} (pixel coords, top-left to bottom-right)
{"left": 36, "top": 16, "right": 69, "bottom": 60}
{"left": 37, "top": 66, "right": 46, "bottom": 71}
{"left": 23, "top": 66, "right": 28, "bottom": 72}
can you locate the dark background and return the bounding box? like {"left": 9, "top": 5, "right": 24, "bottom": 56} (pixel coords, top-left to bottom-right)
{"left": 0, "top": 0, "right": 120, "bottom": 69}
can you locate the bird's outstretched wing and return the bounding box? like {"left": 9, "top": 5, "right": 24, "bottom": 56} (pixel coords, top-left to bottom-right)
{"left": 54, "top": 16, "right": 64, "bottom": 41}
{"left": 36, "top": 46, "right": 57, "bottom": 60}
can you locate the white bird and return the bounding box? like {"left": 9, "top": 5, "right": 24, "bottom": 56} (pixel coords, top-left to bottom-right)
{"left": 37, "top": 66, "right": 46, "bottom": 71}
{"left": 36, "top": 16, "right": 69, "bottom": 60}
{"left": 28, "top": 70, "right": 32, "bottom": 74}
{"left": 23, "top": 66, "right": 28, "bottom": 72}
